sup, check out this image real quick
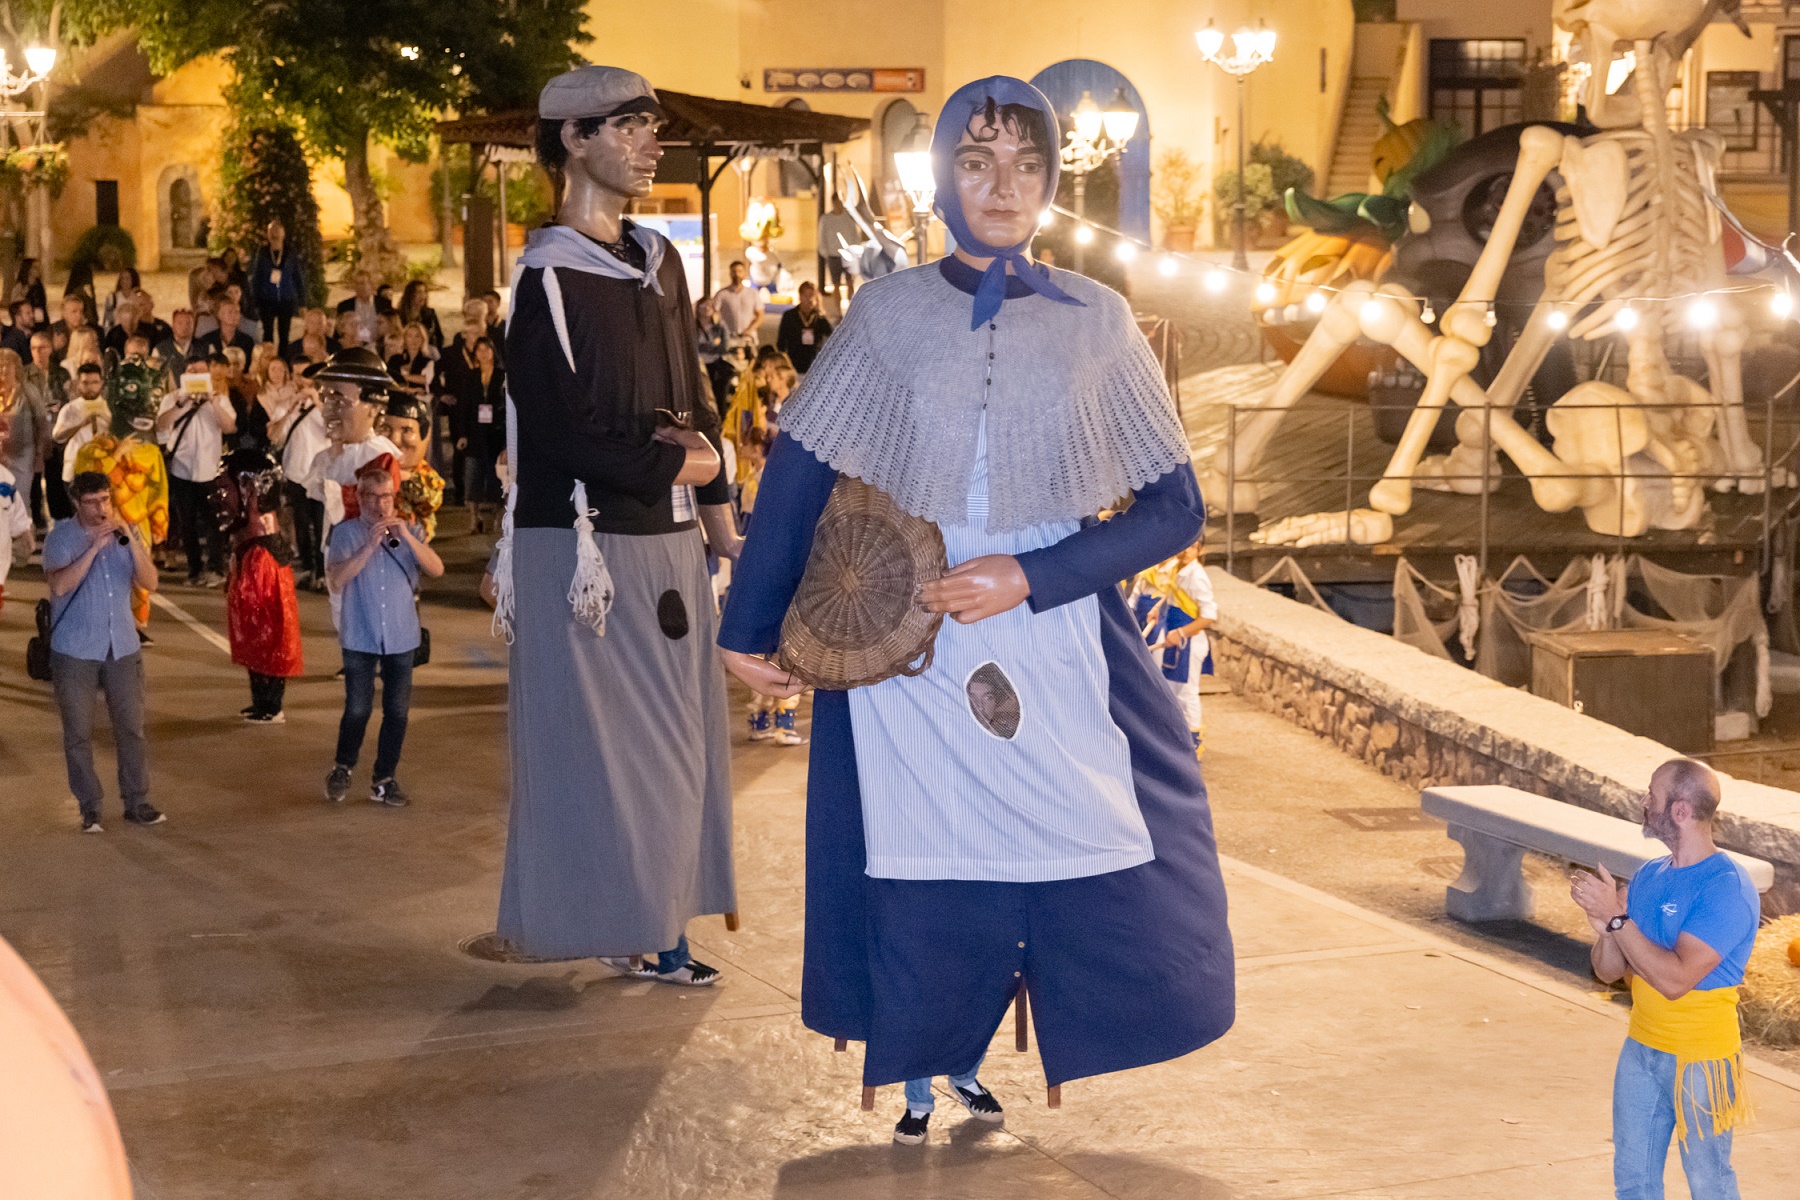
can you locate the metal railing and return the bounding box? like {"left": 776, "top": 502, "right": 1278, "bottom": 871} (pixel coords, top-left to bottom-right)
{"left": 1218, "top": 390, "right": 1800, "bottom": 579}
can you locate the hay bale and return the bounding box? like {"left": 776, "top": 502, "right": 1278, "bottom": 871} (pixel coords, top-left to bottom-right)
{"left": 1742, "top": 914, "right": 1800, "bottom": 1047}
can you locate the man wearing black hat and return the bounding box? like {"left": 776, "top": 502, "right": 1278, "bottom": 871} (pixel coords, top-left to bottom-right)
{"left": 488, "top": 65, "right": 740, "bottom": 985}
{"left": 307, "top": 347, "right": 400, "bottom": 526}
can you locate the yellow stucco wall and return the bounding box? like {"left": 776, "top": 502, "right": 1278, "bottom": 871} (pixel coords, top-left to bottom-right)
{"left": 580, "top": 0, "right": 1355, "bottom": 250}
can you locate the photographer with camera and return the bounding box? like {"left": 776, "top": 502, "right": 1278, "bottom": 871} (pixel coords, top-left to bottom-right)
{"left": 322, "top": 461, "right": 442, "bottom": 808}
{"left": 42, "top": 471, "right": 161, "bottom": 833}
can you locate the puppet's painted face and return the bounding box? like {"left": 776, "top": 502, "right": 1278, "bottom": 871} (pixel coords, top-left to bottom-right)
{"left": 952, "top": 111, "right": 1050, "bottom": 250}
{"left": 382, "top": 415, "right": 425, "bottom": 470}
{"left": 322, "top": 382, "right": 379, "bottom": 441}
{"left": 106, "top": 360, "right": 162, "bottom": 438}
{"left": 565, "top": 112, "right": 664, "bottom": 201}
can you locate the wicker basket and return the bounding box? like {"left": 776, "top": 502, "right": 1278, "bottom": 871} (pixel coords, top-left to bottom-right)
{"left": 777, "top": 475, "right": 946, "bottom": 690}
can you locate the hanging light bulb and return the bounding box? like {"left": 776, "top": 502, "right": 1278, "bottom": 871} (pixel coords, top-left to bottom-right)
{"left": 1772, "top": 290, "right": 1794, "bottom": 320}
{"left": 1687, "top": 298, "right": 1718, "bottom": 330}
{"left": 1304, "top": 290, "right": 1329, "bottom": 314}
{"left": 1158, "top": 254, "right": 1179, "bottom": 277}
{"left": 1615, "top": 305, "right": 1639, "bottom": 332}
{"left": 1203, "top": 268, "right": 1228, "bottom": 293}
{"left": 1074, "top": 224, "right": 1095, "bottom": 245}
{"left": 1483, "top": 304, "right": 1497, "bottom": 328}
{"left": 1546, "top": 308, "right": 1569, "bottom": 331}
{"left": 1253, "top": 281, "right": 1277, "bottom": 305}
{"left": 1038, "top": 209, "right": 1056, "bottom": 230}
{"left": 1360, "top": 298, "right": 1387, "bottom": 323}
{"left": 1420, "top": 300, "right": 1436, "bottom": 324}
{"left": 1115, "top": 241, "right": 1138, "bottom": 263}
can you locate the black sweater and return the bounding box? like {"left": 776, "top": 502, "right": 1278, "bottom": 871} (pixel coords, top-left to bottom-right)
{"left": 506, "top": 232, "right": 727, "bottom": 533}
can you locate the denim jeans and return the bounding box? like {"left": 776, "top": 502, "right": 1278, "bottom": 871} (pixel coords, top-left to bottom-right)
{"left": 1613, "top": 1037, "right": 1741, "bottom": 1200}
{"left": 52, "top": 651, "right": 150, "bottom": 820}
{"left": 903, "top": 1051, "right": 986, "bottom": 1115}
{"left": 334, "top": 649, "right": 415, "bottom": 780}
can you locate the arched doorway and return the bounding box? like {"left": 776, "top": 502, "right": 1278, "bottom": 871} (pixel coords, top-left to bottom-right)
{"left": 1028, "top": 60, "right": 1151, "bottom": 241}
{"left": 877, "top": 98, "right": 922, "bottom": 223}
{"left": 157, "top": 164, "right": 207, "bottom": 270}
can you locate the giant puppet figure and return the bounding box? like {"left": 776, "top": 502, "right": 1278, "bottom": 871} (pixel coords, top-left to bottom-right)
{"left": 73, "top": 359, "right": 168, "bottom": 627}
{"left": 719, "top": 77, "right": 1235, "bottom": 1140}
{"left": 489, "top": 66, "right": 739, "bottom": 985}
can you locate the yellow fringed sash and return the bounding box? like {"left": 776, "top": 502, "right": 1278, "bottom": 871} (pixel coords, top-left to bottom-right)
{"left": 1627, "top": 978, "right": 1753, "bottom": 1144}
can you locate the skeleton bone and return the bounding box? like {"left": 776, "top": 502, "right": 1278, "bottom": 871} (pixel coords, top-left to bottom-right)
{"left": 1237, "top": 1, "right": 1778, "bottom": 552}
{"left": 1249, "top": 509, "right": 1394, "bottom": 548}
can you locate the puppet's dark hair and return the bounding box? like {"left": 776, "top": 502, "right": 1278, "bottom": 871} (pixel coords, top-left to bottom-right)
{"left": 962, "top": 99, "right": 1051, "bottom": 153}
{"left": 535, "top": 116, "right": 608, "bottom": 169}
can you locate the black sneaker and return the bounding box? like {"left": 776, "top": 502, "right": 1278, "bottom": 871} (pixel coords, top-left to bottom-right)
{"left": 239, "top": 705, "right": 258, "bottom": 718}
{"left": 892, "top": 1109, "right": 931, "bottom": 1145}
{"left": 243, "top": 710, "right": 286, "bottom": 725}
{"left": 653, "top": 959, "right": 720, "bottom": 986}
{"left": 371, "top": 778, "right": 410, "bottom": 808}
{"left": 137, "top": 628, "right": 155, "bottom": 647}
{"left": 123, "top": 805, "right": 166, "bottom": 827}
{"left": 81, "top": 817, "right": 103, "bottom": 834}
{"left": 324, "top": 765, "right": 352, "bottom": 803}
{"left": 951, "top": 1080, "right": 1005, "bottom": 1123}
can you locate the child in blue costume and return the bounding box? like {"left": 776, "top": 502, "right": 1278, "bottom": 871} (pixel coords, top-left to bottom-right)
{"left": 718, "top": 76, "right": 1234, "bottom": 1144}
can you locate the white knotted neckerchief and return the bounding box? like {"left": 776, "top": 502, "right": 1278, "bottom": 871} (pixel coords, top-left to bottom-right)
{"left": 491, "top": 223, "right": 667, "bottom": 642}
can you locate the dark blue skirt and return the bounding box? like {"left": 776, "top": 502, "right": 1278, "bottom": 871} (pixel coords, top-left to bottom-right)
{"left": 804, "top": 583, "right": 1236, "bottom": 1087}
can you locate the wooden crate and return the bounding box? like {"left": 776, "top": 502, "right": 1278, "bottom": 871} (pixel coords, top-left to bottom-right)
{"left": 1526, "top": 629, "right": 1714, "bottom": 754}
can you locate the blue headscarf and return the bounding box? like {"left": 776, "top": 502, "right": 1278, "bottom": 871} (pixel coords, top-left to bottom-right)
{"left": 931, "top": 75, "right": 1084, "bottom": 330}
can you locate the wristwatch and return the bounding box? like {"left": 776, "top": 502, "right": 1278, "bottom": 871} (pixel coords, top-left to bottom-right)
{"left": 1605, "top": 914, "right": 1630, "bottom": 933}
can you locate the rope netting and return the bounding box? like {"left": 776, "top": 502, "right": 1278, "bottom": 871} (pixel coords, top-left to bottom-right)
{"left": 1256, "top": 553, "right": 1771, "bottom": 721}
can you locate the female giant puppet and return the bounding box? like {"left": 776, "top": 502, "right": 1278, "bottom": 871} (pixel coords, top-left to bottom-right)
{"left": 719, "top": 77, "right": 1234, "bottom": 1140}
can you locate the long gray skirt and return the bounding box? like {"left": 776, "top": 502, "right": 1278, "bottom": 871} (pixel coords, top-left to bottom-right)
{"left": 497, "top": 525, "right": 736, "bottom": 958}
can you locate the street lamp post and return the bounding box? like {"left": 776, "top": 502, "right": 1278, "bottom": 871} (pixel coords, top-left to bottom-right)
{"left": 1058, "top": 89, "right": 1138, "bottom": 274}
{"left": 0, "top": 45, "right": 59, "bottom": 271}
{"left": 1195, "top": 21, "right": 1276, "bottom": 272}
{"left": 893, "top": 147, "right": 936, "bottom": 266}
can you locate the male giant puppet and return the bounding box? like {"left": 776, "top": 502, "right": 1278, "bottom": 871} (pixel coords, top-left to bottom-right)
{"left": 490, "top": 66, "right": 739, "bottom": 985}
{"left": 719, "top": 77, "right": 1235, "bottom": 1142}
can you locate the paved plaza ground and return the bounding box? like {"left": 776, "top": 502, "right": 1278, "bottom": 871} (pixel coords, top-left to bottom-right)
{"left": 2, "top": 522, "right": 1798, "bottom": 1199}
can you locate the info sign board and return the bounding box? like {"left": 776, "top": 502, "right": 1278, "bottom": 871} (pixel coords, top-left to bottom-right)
{"left": 763, "top": 68, "right": 924, "bottom": 94}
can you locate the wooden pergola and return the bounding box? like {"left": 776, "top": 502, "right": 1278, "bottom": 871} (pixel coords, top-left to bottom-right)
{"left": 438, "top": 91, "right": 869, "bottom": 297}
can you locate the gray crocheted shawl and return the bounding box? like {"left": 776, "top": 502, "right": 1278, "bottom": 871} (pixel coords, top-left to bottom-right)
{"left": 776, "top": 263, "right": 1190, "bottom": 533}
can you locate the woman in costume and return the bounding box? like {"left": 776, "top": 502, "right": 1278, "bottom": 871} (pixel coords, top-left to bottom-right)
{"left": 718, "top": 76, "right": 1234, "bottom": 1143}
{"left": 210, "top": 440, "right": 303, "bottom": 722}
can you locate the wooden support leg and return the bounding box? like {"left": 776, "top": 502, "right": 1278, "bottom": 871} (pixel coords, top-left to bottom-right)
{"left": 724, "top": 911, "right": 740, "bottom": 932}
{"left": 1046, "top": 1085, "right": 1061, "bottom": 1109}
{"left": 861, "top": 1086, "right": 876, "bottom": 1111}
{"left": 833, "top": 1037, "right": 847, "bottom": 1052}
{"left": 1013, "top": 985, "right": 1029, "bottom": 1052}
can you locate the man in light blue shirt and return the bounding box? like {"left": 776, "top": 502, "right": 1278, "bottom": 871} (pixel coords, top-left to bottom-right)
{"left": 44, "top": 471, "right": 163, "bottom": 832}
{"left": 324, "top": 463, "right": 443, "bottom": 807}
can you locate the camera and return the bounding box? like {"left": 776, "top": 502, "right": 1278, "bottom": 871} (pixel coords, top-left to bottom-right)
{"left": 115, "top": 531, "right": 130, "bottom": 546}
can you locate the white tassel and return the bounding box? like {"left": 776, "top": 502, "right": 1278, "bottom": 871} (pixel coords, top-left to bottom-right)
{"left": 567, "top": 480, "right": 615, "bottom": 635}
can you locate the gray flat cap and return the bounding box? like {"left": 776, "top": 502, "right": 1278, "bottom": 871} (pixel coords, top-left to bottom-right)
{"left": 539, "top": 65, "right": 663, "bottom": 121}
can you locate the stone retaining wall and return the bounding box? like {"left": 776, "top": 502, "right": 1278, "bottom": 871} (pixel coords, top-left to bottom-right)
{"left": 1208, "top": 568, "right": 1800, "bottom": 914}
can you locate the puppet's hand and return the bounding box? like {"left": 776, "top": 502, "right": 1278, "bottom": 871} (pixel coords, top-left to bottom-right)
{"left": 917, "top": 555, "right": 1030, "bottom": 624}
{"left": 721, "top": 649, "right": 807, "bottom": 699}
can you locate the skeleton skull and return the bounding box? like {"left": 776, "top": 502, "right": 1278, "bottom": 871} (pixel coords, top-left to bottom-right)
{"left": 1554, "top": 0, "right": 1726, "bottom": 129}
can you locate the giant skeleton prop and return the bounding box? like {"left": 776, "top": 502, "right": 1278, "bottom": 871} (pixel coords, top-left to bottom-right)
{"left": 1207, "top": 0, "right": 1787, "bottom": 548}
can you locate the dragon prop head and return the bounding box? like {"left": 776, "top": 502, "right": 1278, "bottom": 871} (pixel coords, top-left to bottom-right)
{"left": 106, "top": 359, "right": 163, "bottom": 439}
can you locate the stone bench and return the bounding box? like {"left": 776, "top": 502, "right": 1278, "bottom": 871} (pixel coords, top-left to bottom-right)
{"left": 1421, "top": 785, "right": 1775, "bottom": 922}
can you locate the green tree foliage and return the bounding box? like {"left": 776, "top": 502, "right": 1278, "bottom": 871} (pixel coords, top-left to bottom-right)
{"left": 124, "top": 1, "right": 588, "bottom": 281}
{"left": 214, "top": 120, "right": 327, "bottom": 306}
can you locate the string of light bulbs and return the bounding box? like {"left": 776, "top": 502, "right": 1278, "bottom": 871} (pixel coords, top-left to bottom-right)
{"left": 1032, "top": 203, "right": 1800, "bottom": 330}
